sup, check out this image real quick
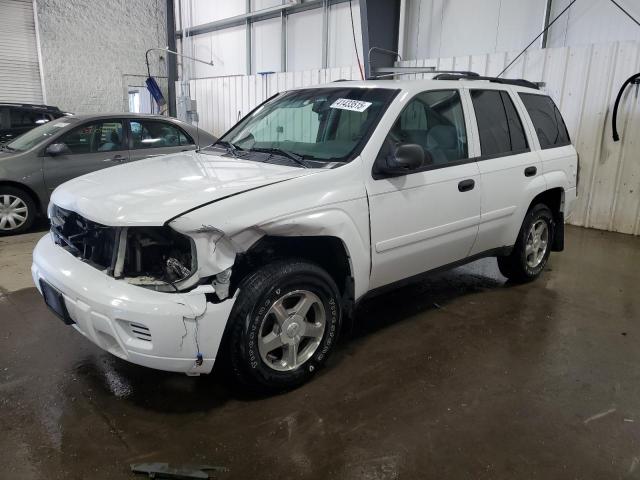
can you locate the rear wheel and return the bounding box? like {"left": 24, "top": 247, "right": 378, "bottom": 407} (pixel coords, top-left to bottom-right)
{"left": 498, "top": 204, "right": 554, "bottom": 282}
{"left": 0, "top": 186, "right": 36, "bottom": 236}
{"left": 225, "top": 259, "right": 341, "bottom": 391}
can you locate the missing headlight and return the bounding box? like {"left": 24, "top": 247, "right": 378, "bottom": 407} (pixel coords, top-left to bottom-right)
{"left": 115, "top": 226, "right": 197, "bottom": 291}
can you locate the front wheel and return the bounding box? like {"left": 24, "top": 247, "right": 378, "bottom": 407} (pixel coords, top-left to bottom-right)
{"left": 0, "top": 186, "right": 36, "bottom": 236}
{"left": 497, "top": 204, "right": 554, "bottom": 282}
{"left": 225, "top": 260, "right": 342, "bottom": 391}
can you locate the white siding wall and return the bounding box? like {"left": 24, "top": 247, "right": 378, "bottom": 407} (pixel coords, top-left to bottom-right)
{"left": 189, "top": 40, "right": 640, "bottom": 235}
{"left": 402, "top": 0, "right": 640, "bottom": 60}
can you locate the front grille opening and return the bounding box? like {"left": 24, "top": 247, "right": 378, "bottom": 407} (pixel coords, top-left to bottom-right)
{"left": 120, "top": 226, "right": 196, "bottom": 288}
{"left": 51, "top": 205, "right": 117, "bottom": 271}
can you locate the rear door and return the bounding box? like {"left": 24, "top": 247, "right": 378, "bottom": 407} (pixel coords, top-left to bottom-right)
{"left": 465, "top": 88, "right": 545, "bottom": 254}
{"left": 367, "top": 88, "right": 481, "bottom": 289}
{"left": 518, "top": 92, "right": 577, "bottom": 195}
{"left": 43, "top": 119, "right": 129, "bottom": 192}
{"left": 127, "top": 119, "right": 196, "bottom": 162}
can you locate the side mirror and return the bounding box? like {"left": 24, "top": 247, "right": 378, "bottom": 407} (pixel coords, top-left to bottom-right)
{"left": 378, "top": 143, "right": 428, "bottom": 176}
{"left": 46, "top": 143, "right": 69, "bottom": 156}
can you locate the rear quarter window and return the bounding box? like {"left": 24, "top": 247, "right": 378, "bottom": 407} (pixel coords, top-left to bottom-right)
{"left": 519, "top": 93, "right": 571, "bottom": 149}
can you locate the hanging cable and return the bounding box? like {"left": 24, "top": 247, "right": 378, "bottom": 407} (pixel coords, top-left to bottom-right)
{"left": 349, "top": 0, "right": 365, "bottom": 80}
{"left": 497, "top": 0, "right": 578, "bottom": 78}
{"left": 612, "top": 72, "right": 640, "bottom": 141}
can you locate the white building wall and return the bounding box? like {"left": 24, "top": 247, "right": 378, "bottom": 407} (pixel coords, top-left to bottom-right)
{"left": 287, "top": 8, "right": 323, "bottom": 71}
{"left": 547, "top": 0, "right": 640, "bottom": 47}
{"left": 36, "top": 0, "right": 167, "bottom": 113}
{"left": 402, "top": 0, "right": 640, "bottom": 60}
{"left": 176, "top": 0, "right": 363, "bottom": 76}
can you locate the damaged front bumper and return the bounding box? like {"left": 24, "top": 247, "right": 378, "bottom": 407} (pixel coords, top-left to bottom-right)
{"left": 32, "top": 234, "right": 237, "bottom": 375}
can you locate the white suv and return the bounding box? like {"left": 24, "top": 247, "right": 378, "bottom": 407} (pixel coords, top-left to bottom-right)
{"left": 32, "top": 78, "right": 578, "bottom": 390}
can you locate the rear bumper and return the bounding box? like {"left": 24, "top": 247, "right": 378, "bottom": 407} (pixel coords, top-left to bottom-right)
{"left": 32, "top": 234, "right": 236, "bottom": 374}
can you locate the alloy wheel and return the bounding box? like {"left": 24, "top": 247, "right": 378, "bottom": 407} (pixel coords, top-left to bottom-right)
{"left": 258, "top": 289, "right": 326, "bottom": 372}
{"left": 525, "top": 219, "right": 549, "bottom": 268}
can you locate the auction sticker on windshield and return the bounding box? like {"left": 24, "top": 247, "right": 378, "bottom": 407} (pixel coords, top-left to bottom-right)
{"left": 330, "top": 98, "right": 372, "bottom": 113}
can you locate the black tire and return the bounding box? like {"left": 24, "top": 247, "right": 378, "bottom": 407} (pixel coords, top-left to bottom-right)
{"left": 497, "top": 204, "right": 554, "bottom": 283}
{"left": 0, "top": 186, "right": 37, "bottom": 236}
{"left": 224, "top": 259, "right": 341, "bottom": 392}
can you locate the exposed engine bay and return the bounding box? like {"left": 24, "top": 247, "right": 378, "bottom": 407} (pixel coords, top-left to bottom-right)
{"left": 51, "top": 205, "right": 199, "bottom": 292}
{"left": 116, "top": 226, "right": 196, "bottom": 290}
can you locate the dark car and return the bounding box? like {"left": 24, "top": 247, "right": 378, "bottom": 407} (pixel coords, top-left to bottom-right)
{"left": 0, "top": 113, "right": 217, "bottom": 235}
{"left": 0, "top": 103, "right": 70, "bottom": 143}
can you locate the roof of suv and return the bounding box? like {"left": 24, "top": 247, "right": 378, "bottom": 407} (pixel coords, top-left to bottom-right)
{"left": 299, "top": 78, "right": 544, "bottom": 95}
{"left": 0, "top": 103, "right": 63, "bottom": 111}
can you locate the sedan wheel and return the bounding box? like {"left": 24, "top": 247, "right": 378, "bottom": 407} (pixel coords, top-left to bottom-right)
{"left": 0, "top": 192, "right": 32, "bottom": 234}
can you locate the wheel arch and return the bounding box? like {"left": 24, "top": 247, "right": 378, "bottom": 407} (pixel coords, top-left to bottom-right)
{"left": 230, "top": 234, "right": 356, "bottom": 315}
{"left": 0, "top": 180, "right": 42, "bottom": 214}
{"left": 527, "top": 187, "right": 565, "bottom": 251}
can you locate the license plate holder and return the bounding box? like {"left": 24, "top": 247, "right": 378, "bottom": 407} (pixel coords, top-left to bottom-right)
{"left": 40, "top": 280, "right": 74, "bottom": 325}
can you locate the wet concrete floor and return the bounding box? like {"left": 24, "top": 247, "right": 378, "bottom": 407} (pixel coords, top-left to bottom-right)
{"left": 1, "top": 225, "right": 639, "bottom": 479}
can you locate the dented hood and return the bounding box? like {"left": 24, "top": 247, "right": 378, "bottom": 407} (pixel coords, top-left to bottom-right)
{"left": 50, "top": 150, "right": 315, "bottom": 226}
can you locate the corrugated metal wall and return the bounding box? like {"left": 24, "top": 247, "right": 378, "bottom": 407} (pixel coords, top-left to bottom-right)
{"left": 0, "top": 0, "right": 44, "bottom": 103}
{"left": 190, "top": 40, "right": 640, "bottom": 235}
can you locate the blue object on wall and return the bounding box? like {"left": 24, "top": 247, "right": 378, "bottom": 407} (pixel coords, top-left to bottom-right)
{"left": 146, "top": 77, "right": 166, "bottom": 107}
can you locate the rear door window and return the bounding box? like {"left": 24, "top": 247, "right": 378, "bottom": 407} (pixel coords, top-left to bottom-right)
{"left": 470, "top": 89, "right": 529, "bottom": 157}
{"left": 130, "top": 120, "right": 193, "bottom": 149}
{"left": 518, "top": 93, "right": 570, "bottom": 149}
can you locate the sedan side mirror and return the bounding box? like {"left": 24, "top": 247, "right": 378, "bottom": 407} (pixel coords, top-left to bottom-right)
{"left": 378, "top": 143, "right": 428, "bottom": 176}
{"left": 46, "top": 143, "right": 70, "bottom": 156}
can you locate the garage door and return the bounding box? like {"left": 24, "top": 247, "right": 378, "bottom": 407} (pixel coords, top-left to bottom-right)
{"left": 0, "top": 0, "right": 44, "bottom": 103}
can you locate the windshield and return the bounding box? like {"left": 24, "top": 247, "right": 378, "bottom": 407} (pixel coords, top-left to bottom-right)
{"left": 215, "top": 87, "right": 398, "bottom": 163}
{"left": 5, "top": 117, "right": 78, "bottom": 152}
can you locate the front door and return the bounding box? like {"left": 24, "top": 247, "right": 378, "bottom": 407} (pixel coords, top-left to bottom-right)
{"left": 367, "top": 89, "right": 481, "bottom": 290}
{"left": 43, "top": 119, "right": 129, "bottom": 193}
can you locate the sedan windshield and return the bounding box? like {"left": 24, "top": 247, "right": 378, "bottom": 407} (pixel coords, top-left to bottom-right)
{"left": 215, "top": 87, "right": 398, "bottom": 164}
{"left": 5, "top": 117, "right": 78, "bottom": 152}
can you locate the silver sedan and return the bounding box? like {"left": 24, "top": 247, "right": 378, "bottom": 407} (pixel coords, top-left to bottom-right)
{"left": 0, "top": 113, "right": 216, "bottom": 235}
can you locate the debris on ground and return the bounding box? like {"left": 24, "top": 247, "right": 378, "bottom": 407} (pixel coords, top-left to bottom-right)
{"left": 130, "top": 463, "right": 227, "bottom": 479}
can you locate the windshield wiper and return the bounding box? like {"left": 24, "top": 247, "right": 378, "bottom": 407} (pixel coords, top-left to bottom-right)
{"left": 0, "top": 144, "right": 15, "bottom": 152}
{"left": 212, "top": 140, "right": 241, "bottom": 158}
{"left": 249, "top": 147, "right": 309, "bottom": 168}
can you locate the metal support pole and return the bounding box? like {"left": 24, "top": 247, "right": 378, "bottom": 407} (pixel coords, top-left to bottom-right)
{"left": 397, "top": 0, "right": 406, "bottom": 59}
{"left": 246, "top": 0, "right": 252, "bottom": 74}
{"left": 281, "top": 9, "right": 287, "bottom": 71}
{"left": 166, "top": 0, "right": 177, "bottom": 116}
{"left": 541, "top": 0, "right": 553, "bottom": 49}
{"left": 321, "top": 0, "right": 329, "bottom": 68}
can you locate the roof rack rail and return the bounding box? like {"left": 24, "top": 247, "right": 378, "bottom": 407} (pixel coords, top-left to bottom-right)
{"left": 370, "top": 66, "right": 480, "bottom": 79}
{"left": 432, "top": 73, "right": 541, "bottom": 90}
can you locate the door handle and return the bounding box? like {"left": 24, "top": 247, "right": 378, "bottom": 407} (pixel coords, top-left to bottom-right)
{"left": 104, "top": 154, "right": 125, "bottom": 163}
{"left": 524, "top": 166, "right": 537, "bottom": 177}
{"left": 458, "top": 179, "right": 475, "bottom": 192}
